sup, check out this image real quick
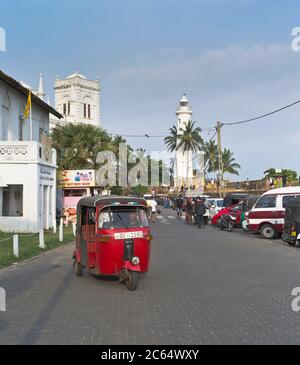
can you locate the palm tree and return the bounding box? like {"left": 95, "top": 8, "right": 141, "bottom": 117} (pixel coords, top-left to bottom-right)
{"left": 222, "top": 148, "right": 241, "bottom": 176}
{"left": 164, "top": 125, "right": 178, "bottom": 152}
{"left": 204, "top": 140, "right": 218, "bottom": 175}
{"left": 164, "top": 125, "right": 179, "bottom": 187}
{"left": 177, "top": 120, "right": 204, "bottom": 186}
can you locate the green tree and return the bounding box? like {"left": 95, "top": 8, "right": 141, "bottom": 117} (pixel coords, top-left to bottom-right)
{"left": 264, "top": 168, "right": 298, "bottom": 182}
{"left": 164, "top": 125, "right": 178, "bottom": 152}
{"left": 204, "top": 140, "right": 218, "bottom": 174}
{"left": 222, "top": 148, "right": 241, "bottom": 176}
{"left": 50, "top": 123, "right": 112, "bottom": 170}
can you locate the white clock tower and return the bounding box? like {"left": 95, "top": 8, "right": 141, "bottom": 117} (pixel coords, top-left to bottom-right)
{"left": 50, "top": 71, "right": 100, "bottom": 129}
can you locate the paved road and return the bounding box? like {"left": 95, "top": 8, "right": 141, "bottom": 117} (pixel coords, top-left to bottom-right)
{"left": 0, "top": 208, "right": 300, "bottom": 345}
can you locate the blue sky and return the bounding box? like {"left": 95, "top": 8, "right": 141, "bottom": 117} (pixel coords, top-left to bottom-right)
{"left": 1, "top": 0, "right": 300, "bottom": 179}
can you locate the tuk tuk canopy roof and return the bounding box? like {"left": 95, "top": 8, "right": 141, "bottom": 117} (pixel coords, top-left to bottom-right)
{"left": 77, "top": 195, "right": 147, "bottom": 208}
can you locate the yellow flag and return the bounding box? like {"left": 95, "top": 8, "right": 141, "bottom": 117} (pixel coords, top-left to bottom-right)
{"left": 23, "top": 91, "right": 31, "bottom": 119}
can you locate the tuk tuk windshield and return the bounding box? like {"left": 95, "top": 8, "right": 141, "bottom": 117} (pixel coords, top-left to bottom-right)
{"left": 98, "top": 206, "right": 149, "bottom": 229}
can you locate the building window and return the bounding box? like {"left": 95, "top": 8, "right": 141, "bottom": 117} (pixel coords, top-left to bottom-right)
{"left": 88, "top": 104, "right": 91, "bottom": 119}
{"left": 83, "top": 103, "right": 87, "bottom": 118}
{"left": 19, "top": 117, "right": 24, "bottom": 141}
{"left": 1, "top": 185, "right": 23, "bottom": 217}
{"left": 63, "top": 103, "right": 66, "bottom": 115}
{"left": 68, "top": 102, "right": 70, "bottom": 115}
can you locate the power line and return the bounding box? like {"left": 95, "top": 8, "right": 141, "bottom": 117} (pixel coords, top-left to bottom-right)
{"left": 222, "top": 98, "right": 300, "bottom": 126}
{"left": 102, "top": 97, "right": 300, "bottom": 138}
{"left": 110, "top": 124, "right": 215, "bottom": 139}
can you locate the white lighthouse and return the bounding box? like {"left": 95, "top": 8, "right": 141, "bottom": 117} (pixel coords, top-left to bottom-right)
{"left": 175, "top": 94, "right": 194, "bottom": 189}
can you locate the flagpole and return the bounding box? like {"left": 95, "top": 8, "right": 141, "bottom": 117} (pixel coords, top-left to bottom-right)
{"left": 30, "top": 96, "right": 32, "bottom": 141}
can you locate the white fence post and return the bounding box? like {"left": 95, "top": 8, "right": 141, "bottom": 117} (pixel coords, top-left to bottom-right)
{"left": 39, "top": 230, "right": 45, "bottom": 249}
{"left": 72, "top": 222, "right": 76, "bottom": 237}
{"left": 59, "top": 218, "right": 64, "bottom": 242}
{"left": 53, "top": 220, "right": 57, "bottom": 234}
{"left": 13, "top": 235, "right": 19, "bottom": 258}
{"left": 65, "top": 215, "right": 69, "bottom": 227}
{"left": 0, "top": 287, "right": 6, "bottom": 312}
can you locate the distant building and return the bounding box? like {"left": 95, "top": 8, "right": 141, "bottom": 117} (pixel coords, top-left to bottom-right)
{"left": 20, "top": 73, "right": 46, "bottom": 102}
{"left": 0, "top": 70, "right": 63, "bottom": 232}
{"left": 174, "top": 94, "right": 194, "bottom": 188}
{"left": 174, "top": 94, "right": 205, "bottom": 193}
{"left": 50, "top": 71, "right": 100, "bottom": 129}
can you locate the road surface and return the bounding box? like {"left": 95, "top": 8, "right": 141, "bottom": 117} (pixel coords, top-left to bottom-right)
{"left": 0, "top": 208, "right": 300, "bottom": 345}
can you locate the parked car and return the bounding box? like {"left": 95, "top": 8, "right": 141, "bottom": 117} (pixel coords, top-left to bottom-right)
{"left": 204, "top": 198, "right": 224, "bottom": 221}
{"left": 247, "top": 186, "right": 300, "bottom": 239}
{"left": 218, "top": 195, "right": 259, "bottom": 230}
{"left": 212, "top": 195, "right": 258, "bottom": 226}
{"left": 211, "top": 203, "right": 241, "bottom": 226}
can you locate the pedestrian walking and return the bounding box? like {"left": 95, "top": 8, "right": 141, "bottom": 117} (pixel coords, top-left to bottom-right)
{"left": 186, "top": 198, "right": 193, "bottom": 225}
{"left": 147, "top": 197, "right": 158, "bottom": 223}
{"left": 175, "top": 195, "right": 184, "bottom": 219}
{"left": 195, "top": 198, "right": 206, "bottom": 228}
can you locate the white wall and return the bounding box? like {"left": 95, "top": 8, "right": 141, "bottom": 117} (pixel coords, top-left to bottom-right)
{"left": 175, "top": 101, "right": 194, "bottom": 185}
{"left": 0, "top": 162, "right": 56, "bottom": 232}
{"left": 0, "top": 77, "right": 57, "bottom": 232}
{"left": 0, "top": 79, "right": 50, "bottom": 142}
{"left": 54, "top": 74, "right": 100, "bottom": 127}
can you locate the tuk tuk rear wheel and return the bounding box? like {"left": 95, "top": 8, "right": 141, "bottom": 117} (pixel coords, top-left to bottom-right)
{"left": 75, "top": 260, "right": 83, "bottom": 276}
{"left": 126, "top": 271, "right": 138, "bottom": 291}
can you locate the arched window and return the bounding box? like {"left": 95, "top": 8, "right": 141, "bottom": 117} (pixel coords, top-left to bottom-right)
{"left": 62, "top": 96, "right": 71, "bottom": 115}
{"left": 83, "top": 96, "right": 92, "bottom": 119}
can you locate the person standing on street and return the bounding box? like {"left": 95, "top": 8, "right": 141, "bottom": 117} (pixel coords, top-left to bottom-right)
{"left": 195, "top": 198, "right": 206, "bottom": 228}
{"left": 176, "top": 195, "right": 183, "bottom": 219}
{"left": 186, "top": 198, "right": 193, "bottom": 225}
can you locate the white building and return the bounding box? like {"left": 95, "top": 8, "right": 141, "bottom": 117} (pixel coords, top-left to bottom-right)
{"left": 174, "top": 94, "right": 205, "bottom": 193}
{"left": 175, "top": 94, "right": 194, "bottom": 188}
{"left": 20, "top": 73, "right": 46, "bottom": 102}
{"left": 0, "top": 70, "right": 63, "bottom": 232}
{"left": 50, "top": 71, "right": 100, "bottom": 129}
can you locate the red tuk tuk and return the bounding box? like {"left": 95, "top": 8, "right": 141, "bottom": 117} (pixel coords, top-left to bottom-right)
{"left": 73, "top": 196, "right": 152, "bottom": 290}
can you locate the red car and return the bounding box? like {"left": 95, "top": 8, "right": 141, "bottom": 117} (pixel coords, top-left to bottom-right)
{"left": 211, "top": 203, "right": 242, "bottom": 226}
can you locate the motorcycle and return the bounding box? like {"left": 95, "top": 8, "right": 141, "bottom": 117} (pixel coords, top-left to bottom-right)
{"left": 219, "top": 212, "right": 237, "bottom": 232}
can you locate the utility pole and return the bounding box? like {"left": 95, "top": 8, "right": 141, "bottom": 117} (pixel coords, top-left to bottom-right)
{"left": 216, "top": 121, "right": 224, "bottom": 197}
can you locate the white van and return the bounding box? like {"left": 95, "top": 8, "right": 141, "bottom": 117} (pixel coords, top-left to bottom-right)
{"left": 247, "top": 186, "right": 300, "bottom": 239}
{"left": 204, "top": 198, "right": 224, "bottom": 221}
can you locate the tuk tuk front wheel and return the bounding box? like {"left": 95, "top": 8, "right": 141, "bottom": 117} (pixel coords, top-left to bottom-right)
{"left": 75, "top": 260, "right": 83, "bottom": 277}
{"left": 126, "top": 271, "right": 138, "bottom": 291}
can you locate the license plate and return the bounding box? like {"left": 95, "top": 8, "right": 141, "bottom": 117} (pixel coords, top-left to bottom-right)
{"left": 114, "top": 231, "right": 143, "bottom": 240}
